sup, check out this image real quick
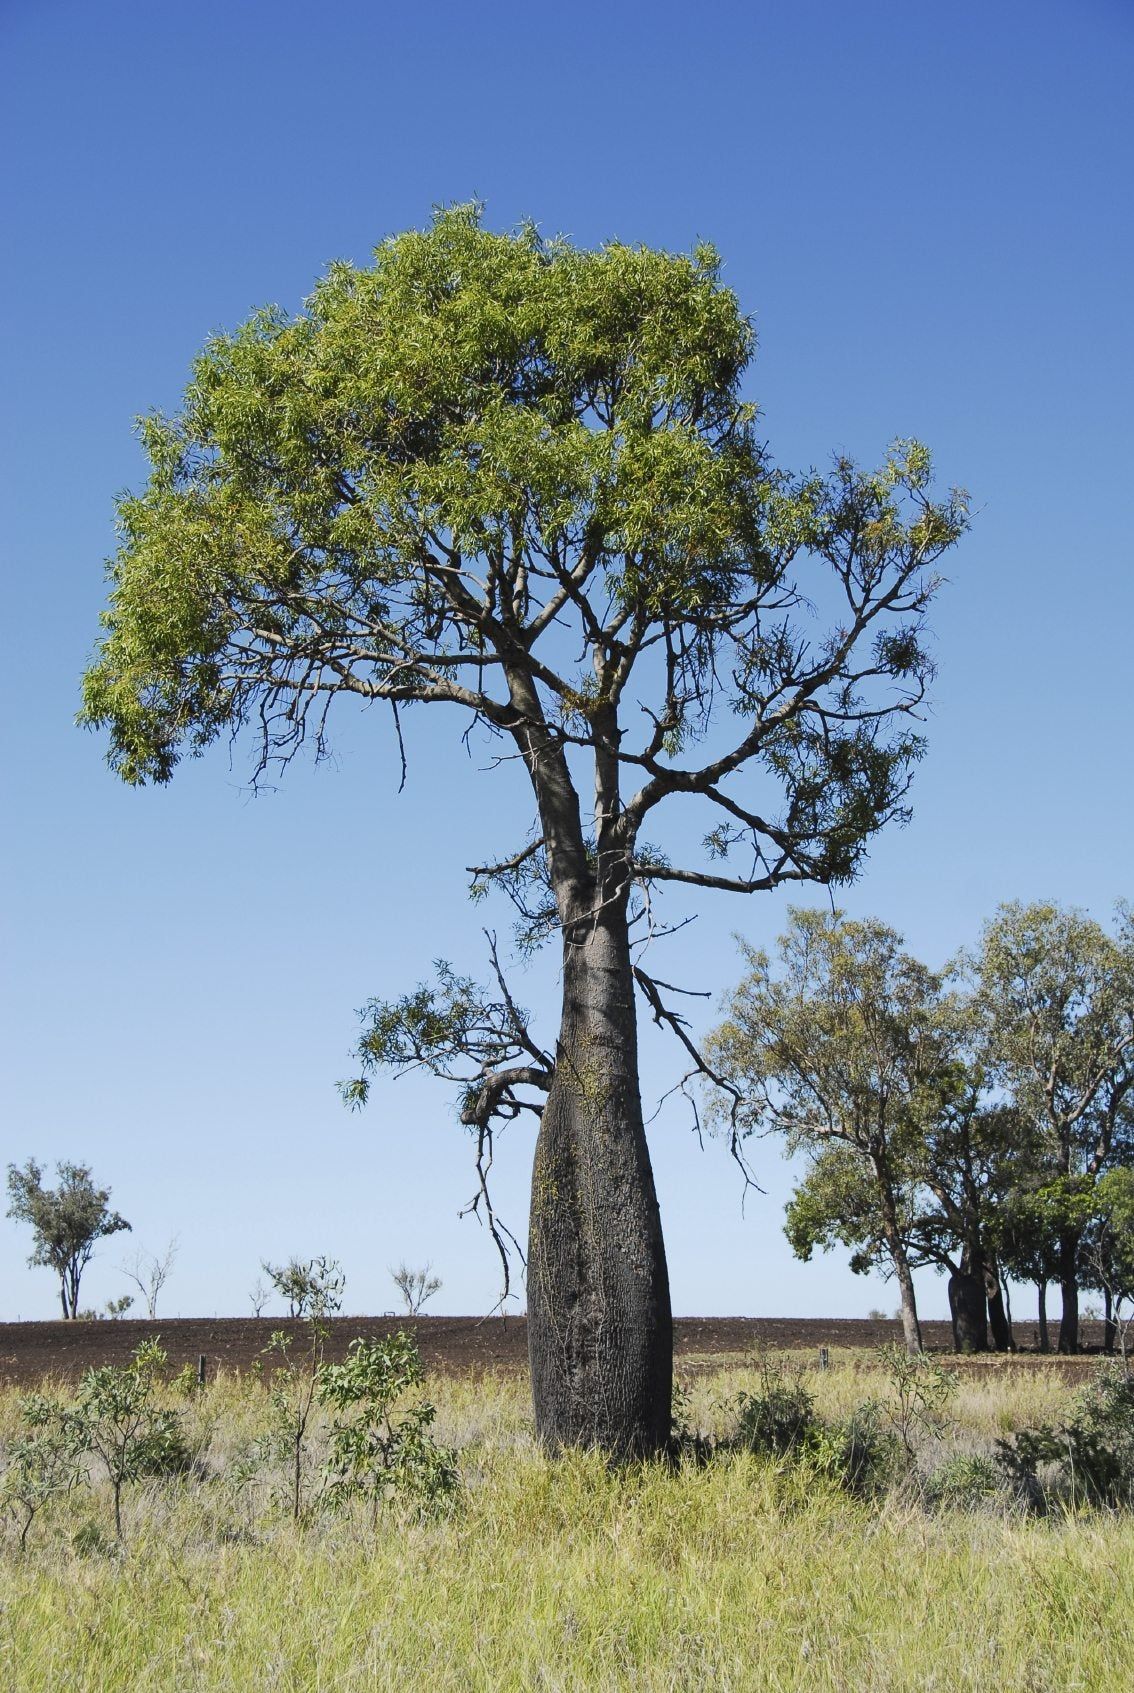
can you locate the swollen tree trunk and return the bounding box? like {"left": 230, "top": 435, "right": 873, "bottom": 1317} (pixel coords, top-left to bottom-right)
{"left": 1057, "top": 1232, "right": 1080, "bottom": 1354}
{"left": 527, "top": 908, "right": 672, "bottom": 1456}
{"left": 948, "top": 1246, "right": 988, "bottom": 1353}
{"left": 1036, "top": 1281, "right": 1049, "bottom": 1353}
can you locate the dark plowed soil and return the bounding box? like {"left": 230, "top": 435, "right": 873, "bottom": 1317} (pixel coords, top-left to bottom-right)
{"left": 0, "top": 1314, "right": 1109, "bottom": 1387}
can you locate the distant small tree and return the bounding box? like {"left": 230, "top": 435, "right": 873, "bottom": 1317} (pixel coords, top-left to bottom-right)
{"left": 262, "top": 1255, "right": 345, "bottom": 1319}
{"left": 6, "top": 1161, "right": 131, "bottom": 1319}
{"left": 1081, "top": 1169, "right": 1134, "bottom": 1365}
{"left": 119, "top": 1236, "right": 178, "bottom": 1319}
{"left": 391, "top": 1262, "right": 442, "bottom": 1316}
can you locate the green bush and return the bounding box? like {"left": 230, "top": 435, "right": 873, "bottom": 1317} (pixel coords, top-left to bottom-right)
{"left": 74, "top": 1339, "right": 190, "bottom": 1539}
{"left": 736, "top": 1379, "right": 817, "bottom": 1458}
{"left": 924, "top": 1453, "right": 1001, "bottom": 1509}
{"left": 995, "top": 1366, "right": 1134, "bottom": 1510}
{"left": 805, "top": 1403, "right": 898, "bottom": 1500}
{"left": 316, "top": 1332, "right": 459, "bottom": 1520}
{"left": 733, "top": 1352, "right": 818, "bottom": 1460}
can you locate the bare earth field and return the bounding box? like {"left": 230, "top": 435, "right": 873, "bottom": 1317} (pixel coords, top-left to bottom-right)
{"left": 0, "top": 1313, "right": 1107, "bottom": 1386}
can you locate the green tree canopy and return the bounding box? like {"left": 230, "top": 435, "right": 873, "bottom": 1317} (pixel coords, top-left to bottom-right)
{"left": 709, "top": 908, "right": 971, "bottom": 1352}
{"left": 966, "top": 901, "right": 1134, "bottom": 1351}
{"left": 6, "top": 1161, "right": 131, "bottom": 1319}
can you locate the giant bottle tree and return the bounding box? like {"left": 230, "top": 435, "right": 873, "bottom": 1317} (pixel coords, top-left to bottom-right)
{"left": 81, "top": 206, "right": 966, "bottom": 1455}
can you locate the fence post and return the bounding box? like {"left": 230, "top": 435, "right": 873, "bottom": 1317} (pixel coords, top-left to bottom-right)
{"left": 197, "top": 1353, "right": 207, "bottom": 1388}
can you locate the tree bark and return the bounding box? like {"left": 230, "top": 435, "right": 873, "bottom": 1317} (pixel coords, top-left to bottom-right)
{"left": 948, "top": 1250, "right": 988, "bottom": 1353}
{"left": 1036, "top": 1281, "right": 1049, "bottom": 1353}
{"left": 1057, "top": 1232, "right": 1080, "bottom": 1354}
{"left": 527, "top": 907, "right": 673, "bottom": 1457}
{"left": 871, "top": 1156, "right": 921, "bottom": 1354}
{"left": 1103, "top": 1286, "right": 1115, "bottom": 1356}
{"left": 984, "top": 1254, "right": 1015, "bottom": 1352}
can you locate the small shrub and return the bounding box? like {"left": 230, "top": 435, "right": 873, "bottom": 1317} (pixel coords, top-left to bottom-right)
{"left": 994, "top": 1367, "right": 1134, "bottom": 1511}
{"left": 806, "top": 1403, "right": 898, "bottom": 1500}
{"left": 736, "top": 1377, "right": 817, "bottom": 1458}
{"left": 732, "top": 1352, "right": 818, "bottom": 1459}
{"left": 0, "top": 1393, "right": 85, "bottom": 1552}
{"left": 317, "top": 1332, "right": 459, "bottom": 1521}
{"left": 74, "top": 1339, "right": 189, "bottom": 1540}
{"left": 876, "top": 1344, "right": 958, "bottom": 1468}
{"left": 923, "top": 1452, "right": 1001, "bottom": 1510}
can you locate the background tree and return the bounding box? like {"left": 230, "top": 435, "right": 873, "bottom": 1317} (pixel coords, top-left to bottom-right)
{"left": 118, "top": 1236, "right": 178, "bottom": 1320}
{"left": 391, "top": 1262, "right": 443, "bottom": 1317}
{"left": 912, "top": 1094, "right": 1026, "bottom": 1353}
{"left": 81, "top": 206, "right": 966, "bottom": 1453}
{"left": 993, "top": 1182, "right": 1083, "bottom": 1353}
{"left": 968, "top": 902, "right": 1134, "bottom": 1352}
{"left": 1079, "top": 1168, "right": 1134, "bottom": 1359}
{"left": 784, "top": 1093, "right": 1025, "bottom": 1354}
{"left": 710, "top": 910, "right": 969, "bottom": 1353}
{"left": 6, "top": 1161, "right": 131, "bottom": 1319}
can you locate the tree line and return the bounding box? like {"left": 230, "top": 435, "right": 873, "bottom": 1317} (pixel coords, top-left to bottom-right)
{"left": 709, "top": 899, "right": 1134, "bottom": 1355}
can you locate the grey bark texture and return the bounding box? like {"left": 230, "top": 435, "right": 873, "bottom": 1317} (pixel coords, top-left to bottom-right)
{"left": 527, "top": 911, "right": 672, "bottom": 1456}
{"left": 948, "top": 1260, "right": 988, "bottom": 1353}
{"left": 1058, "top": 1233, "right": 1081, "bottom": 1354}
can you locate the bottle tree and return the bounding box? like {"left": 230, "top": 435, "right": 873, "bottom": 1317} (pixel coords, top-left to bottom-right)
{"left": 81, "top": 206, "right": 967, "bottom": 1454}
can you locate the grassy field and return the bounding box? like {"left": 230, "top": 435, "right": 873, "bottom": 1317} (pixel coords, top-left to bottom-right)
{"left": 1, "top": 1351, "right": 1132, "bottom": 1691}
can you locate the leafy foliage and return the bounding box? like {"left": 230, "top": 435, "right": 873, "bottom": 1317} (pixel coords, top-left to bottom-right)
{"left": 317, "top": 1332, "right": 458, "bottom": 1518}
{"left": 0, "top": 1393, "right": 85, "bottom": 1552}
{"left": 6, "top": 1160, "right": 131, "bottom": 1319}
{"left": 734, "top": 1355, "right": 817, "bottom": 1457}
{"left": 995, "top": 1368, "right": 1134, "bottom": 1510}
{"left": 74, "top": 1340, "right": 190, "bottom": 1540}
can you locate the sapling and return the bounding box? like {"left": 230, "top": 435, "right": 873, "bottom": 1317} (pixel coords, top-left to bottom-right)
{"left": 74, "top": 1339, "right": 189, "bottom": 1541}
{"left": 0, "top": 1393, "right": 85, "bottom": 1553}
{"left": 877, "top": 1344, "right": 958, "bottom": 1470}
{"left": 258, "top": 1256, "right": 344, "bottom": 1520}
{"left": 317, "top": 1332, "right": 458, "bottom": 1524}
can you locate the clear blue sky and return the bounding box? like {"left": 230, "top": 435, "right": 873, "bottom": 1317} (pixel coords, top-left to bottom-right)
{"left": 1, "top": 0, "right": 1131, "bottom": 1323}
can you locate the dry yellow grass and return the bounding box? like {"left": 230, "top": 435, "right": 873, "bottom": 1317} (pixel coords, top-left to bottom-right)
{"left": 1, "top": 1351, "right": 1130, "bottom": 1690}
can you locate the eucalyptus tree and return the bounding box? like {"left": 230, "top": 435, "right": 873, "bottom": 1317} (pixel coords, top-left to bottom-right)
{"left": 6, "top": 1161, "right": 131, "bottom": 1319}
{"left": 81, "top": 206, "right": 966, "bottom": 1453}
{"left": 784, "top": 1093, "right": 1025, "bottom": 1354}
{"left": 968, "top": 903, "right": 1134, "bottom": 1353}
{"left": 710, "top": 910, "right": 973, "bottom": 1353}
